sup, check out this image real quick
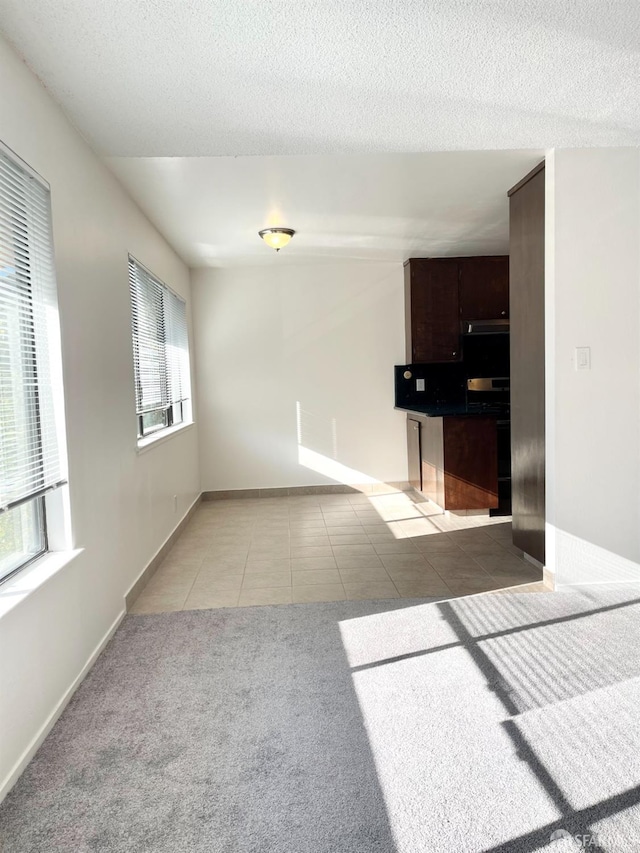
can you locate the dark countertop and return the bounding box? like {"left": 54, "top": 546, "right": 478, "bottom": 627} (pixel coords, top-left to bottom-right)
{"left": 395, "top": 405, "right": 510, "bottom": 418}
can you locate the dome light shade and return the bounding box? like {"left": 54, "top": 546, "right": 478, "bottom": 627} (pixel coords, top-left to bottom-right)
{"left": 258, "top": 227, "right": 295, "bottom": 251}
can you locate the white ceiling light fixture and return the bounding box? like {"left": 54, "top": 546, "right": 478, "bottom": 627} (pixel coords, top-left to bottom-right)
{"left": 258, "top": 227, "right": 295, "bottom": 252}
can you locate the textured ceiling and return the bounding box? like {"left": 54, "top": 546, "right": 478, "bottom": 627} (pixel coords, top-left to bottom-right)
{"left": 107, "top": 150, "right": 543, "bottom": 266}
{"left": 1, "top": 1, "right": 640, "bottom": 155}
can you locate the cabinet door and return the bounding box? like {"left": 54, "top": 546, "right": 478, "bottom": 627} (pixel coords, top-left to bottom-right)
{"left": 442, "top": 417, "right": 498, "bottom": 509}
{"left": 419, "top": 416, "right": 445, "bottom": 508}
{"left": 458, "top": 256, "right": 509, "bottom": 320}
{"left": 407, "top": 259, "right": 460, "bottom": 363}
{"left": 406, "top": 418, "right": 422, "bottom": 491}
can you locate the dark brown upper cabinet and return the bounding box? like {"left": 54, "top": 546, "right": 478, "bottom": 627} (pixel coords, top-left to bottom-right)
{"left": 404, "top": 259, "right": 461, "bottom": 363}
{"left": 405, "top": 255, "right": 509, "bottom": 364}
{"left": 458, "top": 256, "right": 509, "bottom": 321}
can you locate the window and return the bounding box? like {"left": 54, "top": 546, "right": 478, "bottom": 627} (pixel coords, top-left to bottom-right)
{"left": 0, "top": 143, "right": 66, "bottom": 583}
{"left": 128, "top": 257, "right": 190, "bottom": 440}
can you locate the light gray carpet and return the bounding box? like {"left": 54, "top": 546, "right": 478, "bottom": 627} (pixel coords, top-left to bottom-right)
{"left": 2, "top": 589, "right": 640, "bottom": 852}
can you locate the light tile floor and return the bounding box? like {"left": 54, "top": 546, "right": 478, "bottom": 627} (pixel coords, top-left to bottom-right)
{"left": 130, "top": 491, "right": 546, "bottom": 613}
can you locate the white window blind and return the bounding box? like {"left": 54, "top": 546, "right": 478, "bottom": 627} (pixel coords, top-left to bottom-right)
{"left": 0, "top": 146, "right": 66, "bottom": 512}
{"left": 128, "top": 257, "right": 189, "bottom": 437}
{"left": 165, "top": 282, "right": 189, "bottom": 406}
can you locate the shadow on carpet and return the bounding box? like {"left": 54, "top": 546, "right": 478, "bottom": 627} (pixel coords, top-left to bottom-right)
{"left": 2, "top": 589, "right": 640, "bottom": 852}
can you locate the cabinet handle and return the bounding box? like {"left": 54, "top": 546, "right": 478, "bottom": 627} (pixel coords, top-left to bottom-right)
{"left": 452, "top": 351, "right": 457, "bottom": 356}
{"left": 501, "top": 311, "right": 506, "bottom": 316}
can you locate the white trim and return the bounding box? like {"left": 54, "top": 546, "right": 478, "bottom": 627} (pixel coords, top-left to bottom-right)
{"left": 553, "top": 528, "right": 640, "bottom": 587}
{"left": 136, "top": 420, "right": 194, "bottom": 454}
{"left": 542, "top": 566, "right": 555, "bottom": 590}
{"left": 124, "top": 491, "right": 201, "bottom": 601}
{"left": 0, "top": 549, "right": 83, "bottom": 620}
{"left": 44, "top": 485, "right": 72, "bottom": 553}
{"left": 0, "top": 607, "right": 125, "bottom": 804}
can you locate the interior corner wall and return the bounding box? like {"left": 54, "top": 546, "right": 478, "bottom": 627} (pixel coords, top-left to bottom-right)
{"left": 0, "top": 33, "right": 200, "bottom": 797}
{"left": 192, "top": 263, "right": 408, "bottom": 491}
{"left": 546, "top": 148, "right": 640, "bottom": 586}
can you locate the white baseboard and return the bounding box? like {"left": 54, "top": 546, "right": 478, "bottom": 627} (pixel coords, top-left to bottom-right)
{"left": 125, "top": 492, "right": 202, "bottom": 609}
{"left": 0, "top": 608, "right": 125, "bottom": 805}
{"left": 543, "top": 566, "right": 555, "bottom": 590}
{"left": 553, "top": 529, "right": 640, "bottom": 587}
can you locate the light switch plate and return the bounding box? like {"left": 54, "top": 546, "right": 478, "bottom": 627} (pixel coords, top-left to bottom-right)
{"left": 575, "top": 347, "right": 591, "bottom": 370}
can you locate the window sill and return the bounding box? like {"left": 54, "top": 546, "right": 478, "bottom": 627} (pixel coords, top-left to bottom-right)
{"left": 136, "top": 421, "right": 195, "bottom": 454}
{"left": 0, "top": 549, "right": 84, "bottom": 620}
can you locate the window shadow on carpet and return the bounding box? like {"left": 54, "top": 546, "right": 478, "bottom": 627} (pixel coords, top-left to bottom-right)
{"left": 340, "top": 588, "right": 640, "bottom": 852}
{"left": 3, "top": 590, "right": 640, "bottom": 852}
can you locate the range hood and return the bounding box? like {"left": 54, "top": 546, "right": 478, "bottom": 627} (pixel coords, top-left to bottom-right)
{"left": 463, "top": 318, "right": 510, "bottom": 335}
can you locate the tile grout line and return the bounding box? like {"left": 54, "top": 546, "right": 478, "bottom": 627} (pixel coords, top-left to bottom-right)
{"left": 303, "top": 506, "right": 344, "bottom": 602}
{"left": 236, "top": 521, "right": 253, "bottom": 605}
{"left": 165, "top": 497, "right": 536, "bottom": 611}
{"left": 326, "top": 509, "right": 405, "bottom": 599}
{"left": 181, "top": 555, "right": 206, "bottom": 610}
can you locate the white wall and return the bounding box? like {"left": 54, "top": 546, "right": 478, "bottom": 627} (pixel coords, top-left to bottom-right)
{"left": 192, "top": 263, "right": 407, "bottom": 490}
{"left": 546, "top": 148, "right": 640, "bottom": 586}
{"left": 0, "top": 34, "right": 200, "bottom": 795}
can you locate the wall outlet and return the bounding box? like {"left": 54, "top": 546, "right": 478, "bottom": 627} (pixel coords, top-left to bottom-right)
{"left": 575, "top": 347, "right": 591, "bottom": 370}
{"left": 173, "top": 494, "right": 178, "bottom": 513}
{"left": 416, "top": 378, "right": 425, "bottom": 392}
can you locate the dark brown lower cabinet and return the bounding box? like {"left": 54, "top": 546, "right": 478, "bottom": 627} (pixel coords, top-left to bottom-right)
{"left": 442, "top": 417, "right": 499, "bottom": 509}
{"left": 408, "top": 415, "right": 498, "bottom": 510}
{"left": 407, "top": 418, "right": 422, "bottom": 491}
